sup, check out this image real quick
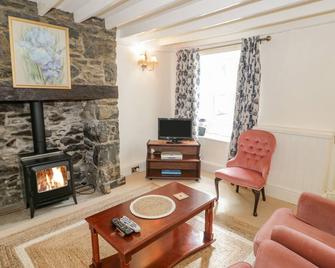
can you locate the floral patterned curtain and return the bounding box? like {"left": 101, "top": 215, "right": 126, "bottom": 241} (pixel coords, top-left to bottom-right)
{"left": 228, "top": 36, "right": 261, "bottom": 158}
{"left": 175, "top": 49, "right": 200, "bottom": 137}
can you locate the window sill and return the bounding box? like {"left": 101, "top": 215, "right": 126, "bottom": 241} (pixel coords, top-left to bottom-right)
{"left": 198, "top": 134, "right": 230, "bottom": 143}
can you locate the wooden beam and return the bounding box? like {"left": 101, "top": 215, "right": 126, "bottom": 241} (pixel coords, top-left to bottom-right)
{"left": 118, "top": 0, "right": 245, "bottom": 38}
{"left": 74, "top": 0, "right": 122, "bottom": 23}
{"left": 37, "top": 0, "right": 63, "bottom": 16}
{"left": 133, "top": 0, "right": 302, "bottom": 42}
{"left": 0, "top": 85, "right": 118, "bottom": 102}
{"left": 159, "top": 0, "right": 335, "bottom": 46}
{"left": 104, "top": 0, "right": 177, "bottom": 29}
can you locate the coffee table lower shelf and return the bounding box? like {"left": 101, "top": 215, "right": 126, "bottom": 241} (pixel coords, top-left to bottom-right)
{"left": 90, "top": 222, "right": 215, "bottom": 268}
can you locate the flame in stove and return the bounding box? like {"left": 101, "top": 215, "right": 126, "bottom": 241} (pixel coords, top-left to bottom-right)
{"left": 36, "top": 166, "right": 68, "bottom": 193}
{"left": 52, "top": 167, "right": 66, "bottom": 186}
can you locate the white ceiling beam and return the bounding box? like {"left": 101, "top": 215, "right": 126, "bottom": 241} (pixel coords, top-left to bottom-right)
{"left": 104, "top": 0, "right": 178, "bottom": 29}
{"left": 56, "top": 0, "right": 83, "bottom": 13}
{"left": 133, "top": 0, "right": 302, "bottom": 43}
{"left": 167, "top": 11, "right": 335, "bottom": 50}
{"left": 118, "top": 0, "right": 247, "bottom": 38}
{"left": 37, "top": 0, "right": 63, "bottom": 16}
{"left": 159, "top": 0, "right": 335, "bottom": 46}
{"left": 73, "top": 0, "right": 122, "bottom": 23}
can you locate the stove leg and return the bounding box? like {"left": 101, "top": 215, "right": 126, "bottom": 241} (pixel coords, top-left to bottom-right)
{"left": 72, "top": 192, "right": 78, "bottom": 204}
{"left": 30, "top": 198, "right": 35, "bottom": 218}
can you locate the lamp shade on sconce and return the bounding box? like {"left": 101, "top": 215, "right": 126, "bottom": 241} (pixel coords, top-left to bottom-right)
{"left": 150, "top": 56, "right": 158, "bottom": 63}
{"left": 137, "top": 51, "right": 158, "bottom": 71}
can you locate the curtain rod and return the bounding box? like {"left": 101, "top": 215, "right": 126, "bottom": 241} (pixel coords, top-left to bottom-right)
{"left": 199, "top": 36, "right": 271, "bottom": 52}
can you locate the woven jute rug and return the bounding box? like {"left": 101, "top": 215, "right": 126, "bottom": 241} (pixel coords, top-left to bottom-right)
{"left": 0, "top": 183, "right": 253, "bottom": 268}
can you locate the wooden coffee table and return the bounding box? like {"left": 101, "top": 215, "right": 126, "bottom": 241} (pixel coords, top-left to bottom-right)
{"left": 85, "top": 182, "right": 216, "bottom": 268}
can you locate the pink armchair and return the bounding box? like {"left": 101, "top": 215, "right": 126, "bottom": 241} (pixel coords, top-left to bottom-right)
{"left": 215, "top": 129, "right": 276, "bottom": 216}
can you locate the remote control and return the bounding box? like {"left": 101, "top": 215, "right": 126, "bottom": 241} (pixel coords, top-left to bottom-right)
{"left": 120, "top": 216, "right": 141, "bottom": 233}
{"left": 111, "top": 218, "right": 134, "bottom": 236}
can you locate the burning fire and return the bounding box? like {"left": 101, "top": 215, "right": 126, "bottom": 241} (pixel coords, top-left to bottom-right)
{"left": 36, "top": 166, "right": 68, "bottom": 193}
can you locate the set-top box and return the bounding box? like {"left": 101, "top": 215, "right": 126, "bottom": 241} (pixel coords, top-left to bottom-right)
{"left": 161, "top": 151, "right": 183, "bottom": 160}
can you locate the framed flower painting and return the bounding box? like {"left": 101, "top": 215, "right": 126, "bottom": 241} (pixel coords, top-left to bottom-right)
{"left": 8, "top": 17, "right": 71, "bottom": 89}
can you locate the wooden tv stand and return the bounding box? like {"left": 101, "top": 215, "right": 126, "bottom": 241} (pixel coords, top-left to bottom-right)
{"left": 146, "top": 140, "right": 201, "bottom": 181}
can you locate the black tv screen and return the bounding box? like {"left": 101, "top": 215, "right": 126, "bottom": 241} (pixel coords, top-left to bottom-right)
{"left": 158, "top": 118, "right": 192, "bottom": 140}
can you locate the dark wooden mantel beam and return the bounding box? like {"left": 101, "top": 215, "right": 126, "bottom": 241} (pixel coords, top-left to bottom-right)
{"left": 0, "top": 85, "right": 118, "bottom": 102}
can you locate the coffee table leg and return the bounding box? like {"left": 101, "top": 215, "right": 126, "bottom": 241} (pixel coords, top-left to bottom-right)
{"left": 120, "top": 255, "right": 131, "bottom": 268}
{"left": 90, "top": 226, "right": 100, "bottom": 268}
{"left": 204, "top": 201, "right": 214, "bottom": 241}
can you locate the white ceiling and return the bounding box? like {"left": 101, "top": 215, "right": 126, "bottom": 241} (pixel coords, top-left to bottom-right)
{"left": 31, "top": 0, "right": 335, "bottom": 50}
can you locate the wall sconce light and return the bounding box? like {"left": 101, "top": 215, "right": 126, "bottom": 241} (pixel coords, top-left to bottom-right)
{"left": 138, "top": 51, "right": 158, "bottom": 71}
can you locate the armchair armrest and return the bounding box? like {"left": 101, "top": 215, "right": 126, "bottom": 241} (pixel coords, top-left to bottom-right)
{"left": 255, "top": 240, "right": 316, "bottom": 268}
{"left": 296, "top": 192, "right": 335, "bottom": 235}
{"left": 271, "top": 225, "right": 335, "bottom": 268}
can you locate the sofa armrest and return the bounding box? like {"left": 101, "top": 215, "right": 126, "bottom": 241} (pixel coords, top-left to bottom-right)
{"left": 296, "top": 192, "right": 335, "bottom": 235}
{"left": 271, "top": 225, "right": 335, "bottom": 268}
{"left": 255, "top": 240, "right": 316, "bottom": 268}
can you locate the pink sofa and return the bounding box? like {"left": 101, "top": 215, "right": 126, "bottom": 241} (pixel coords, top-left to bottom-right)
{"left": 229, "top": 192, "right": 335, "bottom": 267}
{"left": 254, "top": 192, "right": 335, "bottom": 254}
{"left": 229, "top": 239, "right": 318, "bottom": 268}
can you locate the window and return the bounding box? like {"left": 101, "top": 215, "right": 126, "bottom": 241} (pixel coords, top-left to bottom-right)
{"left": 199, "top": 49, "right": 240, "bottom": 140}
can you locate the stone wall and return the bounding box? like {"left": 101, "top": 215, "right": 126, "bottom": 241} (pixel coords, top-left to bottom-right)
{"left": 0, "top": 0, "right": 122, "bottom": 211}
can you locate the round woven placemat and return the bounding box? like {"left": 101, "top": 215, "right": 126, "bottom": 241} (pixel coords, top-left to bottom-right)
{"left": 129, "top": 194, "right": 176, "bottom": 219}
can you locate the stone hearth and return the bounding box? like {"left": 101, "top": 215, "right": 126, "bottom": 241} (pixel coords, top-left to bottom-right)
{"left": 0, "top": 0, "right": 123, "bottom": 212}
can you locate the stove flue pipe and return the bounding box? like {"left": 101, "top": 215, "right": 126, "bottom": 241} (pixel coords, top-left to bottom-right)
{"left": 30, "top": 101, "right": 47, "bottom": 154}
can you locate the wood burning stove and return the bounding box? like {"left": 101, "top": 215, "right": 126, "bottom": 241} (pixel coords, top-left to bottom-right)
{"left": 20, "top": 101, "right": 77, "bottom": 218}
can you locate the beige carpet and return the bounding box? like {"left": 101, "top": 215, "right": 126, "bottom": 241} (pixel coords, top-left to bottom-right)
{"left": 0, "top": 183, "right": 253, "bottom": 268}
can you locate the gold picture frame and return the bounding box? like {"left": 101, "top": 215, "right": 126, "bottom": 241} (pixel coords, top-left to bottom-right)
{"left": 8, "top": 16, "right": 71, "bottom": 89}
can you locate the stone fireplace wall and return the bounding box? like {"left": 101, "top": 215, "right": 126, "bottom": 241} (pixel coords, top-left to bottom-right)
{"left": 0, "top": 0, "right": 122, "bottom": 212}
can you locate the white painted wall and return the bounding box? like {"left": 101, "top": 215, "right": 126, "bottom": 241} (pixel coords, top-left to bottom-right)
{"left": 117, "top": 45, "right": 174, "bottom": 175}
{"left": 257, "top": 22, "right": 335, "bottom": 202}
{"left": 198, "top": 137, "right": 229, "bottom": 172}
{"left": 258, "top": 22, "right": 335, "bottom": 130}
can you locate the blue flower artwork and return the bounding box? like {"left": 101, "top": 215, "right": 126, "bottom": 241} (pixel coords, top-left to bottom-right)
{"left": 9, "top": 17, "right": 71, "bottom": 89}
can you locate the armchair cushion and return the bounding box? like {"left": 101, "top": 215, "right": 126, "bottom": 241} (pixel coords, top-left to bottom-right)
{"left": 271, "top": 225, "right": 335, "bottom": 268}
{"left": 254, "top": 208, "right": 335, "bottom": 254}
{"left": 215, "top": 167, "right": 265, "bottom": 190}
{"left": 297, "top": 192, "right": 335, "bottom": 236}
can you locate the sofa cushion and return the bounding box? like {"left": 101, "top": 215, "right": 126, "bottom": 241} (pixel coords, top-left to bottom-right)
{"left": 271, "top": 225, "right": 335, "bottom": 268}
{"left": 254, "top": 208, "right": 335, "bottom": 254}
{"left": 254, "top": 240, "right": 317, "bottom": 268}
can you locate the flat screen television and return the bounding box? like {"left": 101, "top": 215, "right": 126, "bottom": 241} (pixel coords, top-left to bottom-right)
{"left": 158, "top": 118, "right": 192, "bottom": 142}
